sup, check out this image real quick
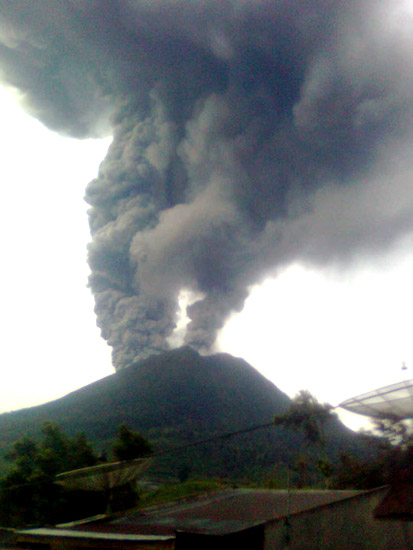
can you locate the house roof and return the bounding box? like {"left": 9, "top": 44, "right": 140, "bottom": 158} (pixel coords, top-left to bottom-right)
{"left": 76, "top": 489, "right": 363, "bottom": 536}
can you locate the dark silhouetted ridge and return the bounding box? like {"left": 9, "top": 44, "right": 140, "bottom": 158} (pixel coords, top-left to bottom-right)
{"left": 0, "top": 348, "right": 371, "bottom": 479}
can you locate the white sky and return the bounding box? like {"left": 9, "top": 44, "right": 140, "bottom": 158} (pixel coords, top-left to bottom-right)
{"left": 0, "top": 84, "right": 412, "bottom": 431}
{"left": 0, "top": 85, "right": 114, "bottom": 412}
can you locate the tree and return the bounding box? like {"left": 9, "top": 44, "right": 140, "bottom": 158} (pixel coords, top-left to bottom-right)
{"left": 0, "top": 422, "right": 154, "bottom": 527}
{"left": 372, "top": 417, "right": 412, "bottom": 448}
{"left": 111, "top": 424, "right": 153, "bottom": 461}
{"left": 36, "top": 422, "right": 73, "bottom": 477}
{"left": 107, "top": 425, "right": 153, "bottom": 513}
{"left": 273, "top": 391, "right": 336, "bottom": 488}
{"left": 330, "top": 451, "right": 385, "bottom": 489}
{"left": 0, "top": 422, "right": 99, "bottom": 526}
{"left": 330, "top": 419, "right": 412, "bottom": 489}
{"left": 69, "top": 433, "right": 101, "bottom": 470}
{"left": 273, "top": 390, "right": 334, "bottom": 444}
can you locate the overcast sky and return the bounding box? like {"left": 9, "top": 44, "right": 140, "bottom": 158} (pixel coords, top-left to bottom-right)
{"left": 1, "top": 83, "right": 411, "bottom": 430}
{"left": 0, "top": 85, "right": 113, "bottom": 412}
{"left": 0, "top": 1, "right": 412, "bottom": 432}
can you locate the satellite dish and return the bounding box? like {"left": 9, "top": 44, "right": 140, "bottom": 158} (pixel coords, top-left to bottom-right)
{"left": 55, "top": 458, "right": 152, "bottom": 492}
{"left": 339, "top": 379, "right": 413, "bottom": 420}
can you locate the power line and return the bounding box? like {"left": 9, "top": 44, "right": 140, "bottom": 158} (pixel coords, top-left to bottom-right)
{"left": 1, "top": 421, "right": 276, "bottom": 491}
{"left": 146, "top": 421, "right": 276, "bottom": 459}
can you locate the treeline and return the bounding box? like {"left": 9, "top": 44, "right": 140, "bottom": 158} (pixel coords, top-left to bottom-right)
{"left": 0, "top": 422, "right": 152, "bottom": 527}
{"left": 268, "top": 391, "right": 412, "bottom": 490}
{"left": 1, "top": 393, "right": 411, "bottom": 528}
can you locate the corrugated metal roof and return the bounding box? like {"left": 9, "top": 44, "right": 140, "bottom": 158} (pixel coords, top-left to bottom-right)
{"left": 89, "top": 489, "right": 363, "bottom": 535}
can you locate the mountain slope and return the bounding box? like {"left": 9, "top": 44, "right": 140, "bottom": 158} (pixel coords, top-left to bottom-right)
{"left": 0, "top": 347, "right": 371, "bottom": 480}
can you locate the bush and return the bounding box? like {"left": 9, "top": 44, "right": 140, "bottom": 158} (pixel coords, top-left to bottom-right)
{"left": 111, "top": 424, "right": 153, "bottom": 461}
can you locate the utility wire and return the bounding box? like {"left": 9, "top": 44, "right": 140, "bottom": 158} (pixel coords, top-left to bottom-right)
{"left": 2, "top": 407, "right": 340, "bottom": 491}
{"left": 1, "top": 421, "right": 276, "bottom": 491}
{"left": 145, "top": 421, "right": 276, "bottom": 459}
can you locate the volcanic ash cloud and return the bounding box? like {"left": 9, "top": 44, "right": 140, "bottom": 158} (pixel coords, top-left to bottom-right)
{"left": 0, "top": 1, "right": 412, "bottom": 368}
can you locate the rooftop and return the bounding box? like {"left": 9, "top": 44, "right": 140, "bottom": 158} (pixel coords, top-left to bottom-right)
{"left": 76, "top": 488, "right": 363, "bottom": 536}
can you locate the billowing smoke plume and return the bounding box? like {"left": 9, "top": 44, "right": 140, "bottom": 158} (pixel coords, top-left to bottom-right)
{"left": 1, "top": 1, "right": 412, "bottom": 368}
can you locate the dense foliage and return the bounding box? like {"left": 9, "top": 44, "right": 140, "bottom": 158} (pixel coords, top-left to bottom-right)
{"left": 330, "top": 418, "right": 413, "bottom": 489}
{"left": 112, "top": 424, "right": 153, "bottom": 461}
{"left": 0, "top": 349, "right": 373, "bottom": 482}
{"left": 0, "top": 422, "right": 99, "bottom": 526}
{"left": 0, "top": 422, "right": 152, "bottom": 527}
{"left": 270, "top": 391, "right": 412, "bottom": 490}
{"left": 273, "top": 390, "right": 334, "bottom": 444}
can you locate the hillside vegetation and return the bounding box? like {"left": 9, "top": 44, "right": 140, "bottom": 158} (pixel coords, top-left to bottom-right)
{"left": 0, "top": 347, "right": 374, "bottom": 481}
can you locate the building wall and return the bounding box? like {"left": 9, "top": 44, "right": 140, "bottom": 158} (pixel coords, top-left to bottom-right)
{"left": 264, "top": 488, "right": 413, "bottom": 550}
{"left": 175, "top": 525, "right": 264, "bottom": 550}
